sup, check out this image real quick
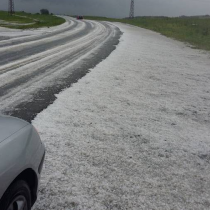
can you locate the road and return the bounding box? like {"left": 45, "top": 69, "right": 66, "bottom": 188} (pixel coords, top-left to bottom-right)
{"left": 0, "top": 16, "right": 121, "bottom": 122}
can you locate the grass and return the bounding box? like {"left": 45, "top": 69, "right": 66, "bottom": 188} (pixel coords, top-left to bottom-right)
{"left": 0, "top": 11, "right": 65, "bottom": 29}
{"left": 85, "top": 16, "right": 210, "bottom": 51}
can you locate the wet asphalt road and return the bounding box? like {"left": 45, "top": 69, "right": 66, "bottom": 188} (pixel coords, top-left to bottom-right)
{"left": 0, "top": 16, "right": 121, "bottom": 122}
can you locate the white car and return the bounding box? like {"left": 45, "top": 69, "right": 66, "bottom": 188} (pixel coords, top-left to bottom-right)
{"left": 0, "top": 115, "right": 45, "bottom": 210}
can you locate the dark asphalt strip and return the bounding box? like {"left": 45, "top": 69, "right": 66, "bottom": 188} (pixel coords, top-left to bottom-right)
{"left": 0, "top": 21, "right": 93, "bottom": 66}
{"left": 0, "top": 36, "right": 11, "bottom": 41}
{"left": 4, "top": 28, "right": 122, "bottom": 122}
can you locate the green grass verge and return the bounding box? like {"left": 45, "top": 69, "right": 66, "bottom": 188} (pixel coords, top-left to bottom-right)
{"left": 0, "top": 11, "right": 65, "bottom": 29}
{"left": 85, "top": 16, "right": 210, "bottom": 51}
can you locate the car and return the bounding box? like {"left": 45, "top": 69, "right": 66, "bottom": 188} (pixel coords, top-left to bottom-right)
{"left": 0, "top": 114, "right": 45, "bottom": 210}
{"left": 77, "top": 16, "right": 84, "bottom": 20}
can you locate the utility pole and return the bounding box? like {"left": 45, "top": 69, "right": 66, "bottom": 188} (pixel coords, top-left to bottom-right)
{"left": 8, "top": 0, "right": 15, "bottom": 15}
{"left": 129, "top": 0, "right": 134, "bottom": 19}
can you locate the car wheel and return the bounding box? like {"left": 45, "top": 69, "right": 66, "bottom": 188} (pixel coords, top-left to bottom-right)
{"left": 0, "top": 180, "right": 31, "bottom": 210}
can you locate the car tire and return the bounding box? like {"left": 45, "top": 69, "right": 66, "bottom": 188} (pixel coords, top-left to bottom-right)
{"left": 0, "top": 180, "right": 31, "bottom": 210}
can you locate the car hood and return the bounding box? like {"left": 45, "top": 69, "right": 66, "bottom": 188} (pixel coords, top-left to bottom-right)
{"left": 0, "top": 115, "right": 29, "bottom": 143}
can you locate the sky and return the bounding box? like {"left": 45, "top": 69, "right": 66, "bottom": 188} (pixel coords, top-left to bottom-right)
{"left": 1, "top": 0, "right": 210, "bottom": 18}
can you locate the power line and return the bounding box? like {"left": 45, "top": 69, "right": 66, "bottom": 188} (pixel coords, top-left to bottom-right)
{"left": 129, "top": 0, "right": 134, "bottom": 19}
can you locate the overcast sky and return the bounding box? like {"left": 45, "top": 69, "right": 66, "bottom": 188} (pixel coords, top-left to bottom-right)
{"left": 1, "top": 0, "right": 210, "bottom": 18}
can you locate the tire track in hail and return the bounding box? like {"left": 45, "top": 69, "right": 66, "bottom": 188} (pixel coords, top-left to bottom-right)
{"left": 0, "top": 22, "right": 109, "bottom": 96}
{"left": 0, "top": 20, "right": 101, "bottom": 77}
{"left": 0, "top": 17, "right": 78, "bottom": 48}
{"left": 0, "top": 20, "right": 93, "bottom": 66}
{"left": 0, "top": 18, "right": 86, "bottom": 54}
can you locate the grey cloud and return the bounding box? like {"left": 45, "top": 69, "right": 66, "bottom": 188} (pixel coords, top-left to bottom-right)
{"left": 1, "top": 0, "right": 210, "bottom": 18}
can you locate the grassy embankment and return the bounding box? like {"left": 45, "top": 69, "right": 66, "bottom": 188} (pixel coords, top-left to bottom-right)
{"left": 85, "top": 16, "right": 210, "bottom": 51}
{"left": 0, "top": 11, "right": 65, "bottom": 29}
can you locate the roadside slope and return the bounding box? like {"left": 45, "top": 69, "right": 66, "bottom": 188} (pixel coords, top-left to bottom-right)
{"left": 85, "top": 16, "right": 210, "bottom": 51}
{"left": 33, "top": 23, "right": 210, "bottom": 210}
{"left": 0, "top": 11, "right": 65, "bottom": 29}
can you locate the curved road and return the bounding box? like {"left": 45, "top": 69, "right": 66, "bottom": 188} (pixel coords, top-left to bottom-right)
{"left": 0, "top": 16, "right": 121, "bottom": 121}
